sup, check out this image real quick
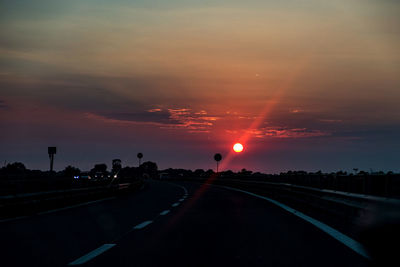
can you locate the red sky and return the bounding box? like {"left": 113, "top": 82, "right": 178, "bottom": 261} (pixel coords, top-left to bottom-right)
{"left": 1, "top": 0, "right": 400, "bottom": 173}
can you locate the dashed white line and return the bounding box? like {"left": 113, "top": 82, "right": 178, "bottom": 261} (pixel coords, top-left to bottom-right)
{"left": 218, "top": 185, "right": 370, "bottom": 259}
{"left": 179, "top": 198, "right": 185, "bottom": 202}
{"left": 171, "top": 202, "right": 180, "bottom": 207}
{"left": 159, "top": 210, "right": 170, "bottom": 216}
{"left": 68, "top": 244, "right": 116, "bottom": 265}
{"left": 133, "top": 220, "right": 153, "bottom": 229}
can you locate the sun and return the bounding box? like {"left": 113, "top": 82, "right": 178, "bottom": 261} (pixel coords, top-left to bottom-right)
{"left": 233, "top": 143, "right": 244, "bottom": 153}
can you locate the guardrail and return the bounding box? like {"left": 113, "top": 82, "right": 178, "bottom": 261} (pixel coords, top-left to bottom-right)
{"left": 176, "top": 177, "right": 400, "bottom": 238}
{"left": 217, "top": 179, "right": 400, "bottom": 208}
{"left": 199, "top": 178, "right": 400, "bottom": 265}
{"left": 0, "top": 180, "right": 143, "bottom": 220}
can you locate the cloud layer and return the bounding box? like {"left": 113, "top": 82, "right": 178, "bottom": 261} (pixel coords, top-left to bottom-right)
{"left": 1, "top": 0, "right": 400, "bottom": 172}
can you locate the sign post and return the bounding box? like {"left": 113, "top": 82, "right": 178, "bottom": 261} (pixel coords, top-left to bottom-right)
{"left": 48, "top": 147, "right": 57, "bottom": 172}
{"left": 214, "top": 153, "right": 222, "bottom": 173}
{"left": 137, "top": 153, "right": 143, "bottom": 166}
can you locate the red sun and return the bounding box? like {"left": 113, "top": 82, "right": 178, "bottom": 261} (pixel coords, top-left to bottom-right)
{"left": 233, "top": 143, "right": 244, "bottom": 153}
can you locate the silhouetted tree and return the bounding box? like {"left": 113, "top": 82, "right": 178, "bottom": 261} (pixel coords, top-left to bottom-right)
{"left": 91, "top": 163, "right": 107, "bottom": 174}
{"left": 358, "top": 171, "right": 368, "bottom": 176}
{"left": 63, "top": 166, "right": 80, "bottom": 178}
{"left": 240, "top": 168, "right": 252, "bottom": 176}
{"left": 112, "top": 159, "right": 122, "bottom": 174}
{"left": 119, "top": 166, "right": 141, "bottom": 182}
{"left": 141, "top": 161, "right": 158, "bottom": 178}
{"left": 205, "top": 169, "right": 214, "bottom": 177}
{"left": 4, "top": 162, "right": 26, "bottom": 173}
{"left": 222, "top": 170, "right": 234, "bottom": 177}
{"left": 194, "top": 169, "right": 205, "bottom": 177}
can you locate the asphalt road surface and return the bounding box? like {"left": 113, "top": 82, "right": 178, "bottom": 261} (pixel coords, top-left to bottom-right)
{"left": 0, "top": 180, "right": 368, "bottom": 266}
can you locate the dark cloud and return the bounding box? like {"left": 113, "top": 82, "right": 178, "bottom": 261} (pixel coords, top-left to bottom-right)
{"left": 0, "top": 99, "right": 7, "bottom": 109}
{"left": 90, "top": 108, "right": 220, "bottom": 133}
{"left": 100, "top": 110, "right": 181, "bottom": 125}
{"left": 0, "top": 71, "right": 189, "bottom": 114}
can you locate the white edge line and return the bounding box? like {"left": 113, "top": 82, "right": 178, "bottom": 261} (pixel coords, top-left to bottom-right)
{"left": 172, "top": 202, "right": 180, "bottom": 207}
{"left": 1, "top": 197, "right": 116, "bottom": 223}
{"left": 133, "top": 220, "right": 153, "bottom": 229}
{"left": 181, "top": 186, "right": 188, "bottom": 195}
{"left": 218, "top": 185, "right": 370, "bottom": 260}
{"left": 38, "top": 197, "right": 116, "bottom": 215}
{"left": 0, "top": 216, "right": 28, "bottom": 223}
{"left": 160, "top": 210, "right": 170, "bottom": 216}
{"left": 68, "top": 244, "right": 116, "bottom": 265}
{"left": 172, "top": 183, "right": 188, "bottom": 195}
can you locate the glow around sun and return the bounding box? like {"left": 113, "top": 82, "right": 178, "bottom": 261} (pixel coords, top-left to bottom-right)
{"left": 233, "top": 143, "right": 244, "bottom": 153}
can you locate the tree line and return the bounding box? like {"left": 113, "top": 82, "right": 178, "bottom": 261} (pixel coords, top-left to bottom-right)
{"left": 1, "top": 162, "right": 399, "bottom": 197}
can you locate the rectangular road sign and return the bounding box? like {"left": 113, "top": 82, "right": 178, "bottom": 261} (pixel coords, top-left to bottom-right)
{"left": 48, "top": 147, "right": 57, "bottom": 154}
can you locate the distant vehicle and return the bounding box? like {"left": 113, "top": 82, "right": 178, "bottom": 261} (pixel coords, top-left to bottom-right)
{"left": 159, "top": 173, "right": 170, "bottom": 180}
{"left": 94, "top": 171, "right": 108, "bottom": 180}
{"left": 79, "top": 172, "right": 91, "bottom": 180}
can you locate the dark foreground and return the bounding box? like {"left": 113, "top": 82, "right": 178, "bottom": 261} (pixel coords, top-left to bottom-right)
{"left": 0, "top": 180, "right": 368, "bottom": 266}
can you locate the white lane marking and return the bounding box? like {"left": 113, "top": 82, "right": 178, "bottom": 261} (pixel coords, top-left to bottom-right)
{"left": 0, "top": 216, "right": 28, "bottom": 223}
{"left": 218, "top": 185, "right": 370, "bottom": 260}
{"left": 133, "top": 220, "right": 153, "bottom": 229}
{"left": 171, "top": 202, "right": 180, "bottom": 207}
{"left": 68, "top": 244, "right": 116, "bottom": 265}
{"left": 38, "top": 197, "right": 116, "bottom": 215}
{"left": 181, "top": 187, "right": 188, "bottom": 195}
{"left": 160, "top": 210, "right": 170, "bottom": 216}
{"left": 172, "top": 184, "right": 188, "bottom": 195}
{"left": 179, "top": 198, "right": 185, "bottom": 202}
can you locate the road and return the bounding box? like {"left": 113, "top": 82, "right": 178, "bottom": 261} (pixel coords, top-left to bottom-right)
{"left": 0, "top": 180, "right": 368, "bottom": 266}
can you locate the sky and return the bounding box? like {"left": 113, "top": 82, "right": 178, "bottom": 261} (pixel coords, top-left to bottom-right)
{"left": 1, "top": 0, "right": 399, "bottom": 173}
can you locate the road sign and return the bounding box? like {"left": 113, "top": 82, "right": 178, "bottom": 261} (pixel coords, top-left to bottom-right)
{"left": 214, "top": 153, "right": 222, "bottom": 173}
{"left": 48, "top": 147, "right": 56, "bottom": 154}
